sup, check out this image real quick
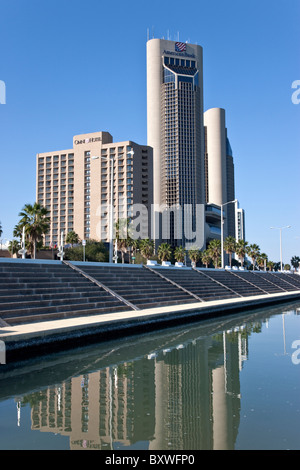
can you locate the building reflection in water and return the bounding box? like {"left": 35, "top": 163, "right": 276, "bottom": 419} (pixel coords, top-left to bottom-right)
{"left": 13, "top": 316, "right": 259, "bottom": 451}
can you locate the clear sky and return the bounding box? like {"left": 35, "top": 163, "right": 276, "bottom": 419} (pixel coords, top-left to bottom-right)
{"left": 0, "top": 0, "right": 299, "bottom": 264}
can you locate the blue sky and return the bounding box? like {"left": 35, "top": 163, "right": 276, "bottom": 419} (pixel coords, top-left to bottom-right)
{"left": 0, "top": 0, "right": 299, "bottom": 264}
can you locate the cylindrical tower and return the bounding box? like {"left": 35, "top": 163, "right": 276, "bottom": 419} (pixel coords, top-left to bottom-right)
{"left": 204, "top": 107, "right": 227, "bottom": 207}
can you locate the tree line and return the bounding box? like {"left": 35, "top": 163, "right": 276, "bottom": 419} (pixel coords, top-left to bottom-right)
{"left": 4, "top": 204, "right": 300, "bottom": 271}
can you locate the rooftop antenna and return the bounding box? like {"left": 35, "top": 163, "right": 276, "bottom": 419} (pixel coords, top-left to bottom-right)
{"left": 177, "top": 31, "right": 180, "bottom": 42}
{"left": 167, "top": 30, "right": 170, "bottom": 40}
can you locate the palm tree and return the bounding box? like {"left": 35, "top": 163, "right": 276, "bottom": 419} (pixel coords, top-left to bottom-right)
{"left": 174, "top": 245, "right": 186, "bottom": 263}
{"left": 13, "top": 222, "right": 23, "bottom": 239}
{"left": 18, "top": 203, "right": 50, "bottom": 259}
{"left": 130, "top": 239, "right": 140, "bottom": 263}
{"left": 235, "top": 240, "right": 249, "bottom": 268}
{"left": 247, "top": 243, "right": 260, "bottom": 271}
{"left": 157, "top": 243, "right": 172, "bottom": 262}
{"left": 115, "top": 218, "right": 132, "bottom": 263}
{"left": 140, "top": 238, "right": 154, "bottom": 261}
{"left": 8, "top": 240, "right": 20, "bottom": 257}
{"left": 188, "top": 248, "right": 201, "bottom": 267}
{"left": 257, "top": 253, "right": 268, "bottom": 271}
{"left": 267, "top": 260, "right": 274, "bottom": 272}
{"left": 208, "top": 239, "right": 221, "bottom": 269}
{"left": 201, "top": 249, "right": 211, "bottom": 268}
{"left": 131, "top": 239, "right": 140, "bottom": 254}
{"left": 66, "top": 230, "right": 79, "bottom": 246}
{"left": 273, "top": 262, "right": 281, "bottom": 272}
{"left": 291, "top": 256, "right": 300, "bottom": 271}
{"left": 224, "top": 236, "right": 236, "bottom": 268}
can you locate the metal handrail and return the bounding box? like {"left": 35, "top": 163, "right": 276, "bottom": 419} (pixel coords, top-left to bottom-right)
{"left": 144, "top": 265, "right": 204, "bottom": 302}
{"left": 63, "top": 261, "right": 139, "bottom": 311}
{"left": 229, "top": 270, "right": 269, "bottom": 295}
{"left": 251, "top": 271, "right": 286, "bottom": 292}
{"left": 194, "top": 268, "right": 243, "bottom": 298}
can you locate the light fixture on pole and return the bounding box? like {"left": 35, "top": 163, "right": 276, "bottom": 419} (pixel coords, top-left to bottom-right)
{"left": 82, "top": 239, "right": 86, "bottom": 262}
{"left": 18, "top": 226, "right": 27, "bottom": 259}
{"left": 221, "top": 199, "right": 238, "bottom": 269}
{"left": 270, "top": 225, "right": 291, "bottom": 271}
{"left": 57, "top": 231, "right": 64, "bottom": 261}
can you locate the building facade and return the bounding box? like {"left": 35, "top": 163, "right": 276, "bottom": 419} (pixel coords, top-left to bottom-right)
{"left": 36, "top": 131, "right": 153, "bottom": 247}
{"left": 204, "top": 107, "right": 237, "bottom": 244}
{"left": 36, "top": 39, "right": 245, "bottom": 255}
{"left": 147, "top": 39, "right": 205, "bottom": 249}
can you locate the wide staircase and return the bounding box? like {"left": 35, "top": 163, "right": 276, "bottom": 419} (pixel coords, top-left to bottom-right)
{"left": 79, "top": 265, "right": 196, "bottom": 309}
{"left": 0, "top": 262, "right": 131, "bottom": 325}
{"left": 199, "top": 270, "right": 300, "bottom": 296}
{"left": 158, "top": 268, "right": 240, "bottom": 301}
{"left": 198, "top": 269, "right": 265, "bottom": 297}
{"left": 230, "top": 271, "right": 284, "bottom": 294}
{"left": 1, "top": 261, "right": 300, "bottom": 327}
{"left": 253, "top": 272, "right": 300, "bottom": 292}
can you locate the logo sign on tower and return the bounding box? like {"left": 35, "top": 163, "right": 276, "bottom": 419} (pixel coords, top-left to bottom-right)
{"left": 175, "top": 42, "right": 186, "bottom": 52}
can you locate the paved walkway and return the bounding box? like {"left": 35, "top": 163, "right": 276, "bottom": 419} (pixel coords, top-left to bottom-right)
{"left": 1, "top": 290, "right": 300, "bottom": 353}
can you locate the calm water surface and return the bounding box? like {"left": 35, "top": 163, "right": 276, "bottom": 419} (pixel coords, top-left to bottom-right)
{"left": 0, "top": 301, "right": 299, "bottom": 450}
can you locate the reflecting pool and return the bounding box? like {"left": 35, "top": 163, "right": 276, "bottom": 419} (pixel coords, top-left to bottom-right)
{"left": 0, "top": 301, "right": 299, "bottom": 450}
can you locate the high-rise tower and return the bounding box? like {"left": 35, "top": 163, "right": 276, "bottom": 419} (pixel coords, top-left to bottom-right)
{"left": 204, "top": 108, "right": 236, "bottom": 243}
{"left": 147, "top": 39, "right": 205, "bottom": 249}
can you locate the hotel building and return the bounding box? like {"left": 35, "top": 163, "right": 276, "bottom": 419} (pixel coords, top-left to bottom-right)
{"left": 36, "top": 131, "right": 153, "bottom": 246}
{"left": 147, "top": 38, "right": 206, "bottom": 248}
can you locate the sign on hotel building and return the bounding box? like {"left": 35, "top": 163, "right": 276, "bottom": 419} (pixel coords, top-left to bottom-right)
{"left": 36, "top": 131, "right": 153, "bottom": 246}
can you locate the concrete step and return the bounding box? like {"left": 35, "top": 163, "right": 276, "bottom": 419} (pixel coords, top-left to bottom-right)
{"left": 137, "top": 298, "right": 196, "bottom": 309}
{"left": 109, "top": 285, "right": 190, "bottom": 295}
{"left": 0, "top": 298, "right": 127, "bottom": 318}
{"left": 167, "top": 280, "right": 230, "bottom": 290}
{"left": 0, "top": 281, "right": 97, "bottom": 289}
{"left": 0, "top": 272, "right": 84, "bottom": 280}
{"left": 0, "top": 290, "right": 107, "bottom": 303}
{"left": 0, "top": 286, "right": 103, "bottom": 297}
{"left": 4, "top": 304, "right": 131, "bottom": 325}
{"left": 0, "top": 293, "right": 120, "bottom": 311}
{"left": 0, "top": 267, "right": 71, "bottom": 274}
{"left": 200, "top": 294, "right": 237, "bottom": 301}
{"left": 121, "top": 291, "right": 192, "bottom": 302}
{"left": 85, "top": 275, "right": 171, "bottom": 284}
{"left": 0, "top": 277, "right": 86, "bottom": 285}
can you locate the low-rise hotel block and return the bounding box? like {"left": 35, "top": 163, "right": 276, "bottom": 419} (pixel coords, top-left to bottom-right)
{"left": 36, "top": 131, "right": 153, "bottom": 246}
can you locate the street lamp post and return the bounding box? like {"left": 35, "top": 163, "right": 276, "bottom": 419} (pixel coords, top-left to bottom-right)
{"left": 221, "top": 199, "right": 238, "bottom": 269}
{"left": 270, "top": 225, "right": 291, "bottom": 271}
{"left": 82, "top": 239, "right": 86, "bottom": 262}
{"left": 92, "top": 149, "right": 134, "bottom": 264}
{"left": 57, "top": 231, "right": 65, "bottom": 261}
{"left": 18, "top": 226, "right": 27, "bottom": 259}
